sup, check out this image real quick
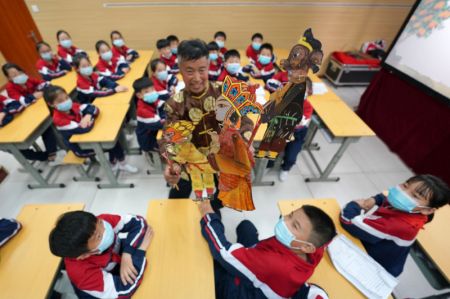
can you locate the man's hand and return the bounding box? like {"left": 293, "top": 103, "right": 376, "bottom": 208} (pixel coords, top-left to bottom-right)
{"left": 354, "top": 198, "right": 376, "bottom": 211}
{"left": 164, "top": 163, "right": 181, "bottom": 186}
{"left": 115, "top": 85, "right": 128, "bottom": 93}
{"left": 79, "top": 115, "right": 93, "bottom": 128}
{"left": 138, "top": 226, "right": 154, "bottom": 251}
{"left": 120, "top": 253, "right": 138, "bottom": 285}
{"left": 198, "top": 200, "right": 214, "bottom": 217}
{"left": 33, "top": 91, "right": 43, "bottom": 99}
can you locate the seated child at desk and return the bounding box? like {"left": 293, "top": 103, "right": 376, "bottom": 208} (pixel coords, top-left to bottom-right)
{"left": 149, "top": 58, "right": 178, "bottom": 102}
{"left": 56, "top": 30, "right": 85, "bottom": 64}
{"left": 340, "top": 174, "right": 450, "bottom": 277}
{"left": 198, "top": 200, "right": 336, "bottom": 299}
{"left": 95, "top": 40, "right": 130, "bottom": 81}
{"left": 49, "top": 211, "right": 152, "bottom": 299}
{"left": 157, "top": 38, "right": 179, "bottom": 74}
{"left": 2, "top": 63, "right": 65, "bottom": 165}
{"left": 167, "top": 34, "right": 180, "bottom": 56}
{"left": 36, "top": 41, "right": 72, "bottom": 81}
{"left": 0, "top": 93, "right": 24, "bottom": 127}
{"left": 110, "top": 30, "right": 139, "bottom": 63}
{"left": 214, "top": 31, "right": 228, "bottom": 59}
{"left": 74, "top": 53, "right": 128, "bottom": 104}
{"left": 246, "top": 33, "right": 264, "bottom": 64}
{"left": 217, "top": 49, "right": 249, "bottom": 83}
{"left": 44, "top": 85, "right": 138, "bottom": 173}
{"left": 249, "top": 43, "right": 275, "bottom": 82}
{"left": 207, "top": 41, "right": 223, "bottom": 82}
{"left": 265, "top": 70, "right": 289, "bottom": 93}
{"left": 133, "top": 77, "right": 165, "bottom": 162}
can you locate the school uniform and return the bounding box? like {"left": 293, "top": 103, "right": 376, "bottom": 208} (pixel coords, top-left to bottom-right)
{"left": 76, "top": 72, "right": 118, "bottom": 104}
{"left": 209, "top": 58, "right": 223, "bottom": 82}
{"left": 0, "top": 94, "right": 25, "bottom": 127}
{"left": 246, "top": 44, "right": 260, "bottom": 64}
{"left": 95, "top": 55, "right": 129, "bottom": 81}
{"left": 36, "top": 57, "right": 72, "bottom": 81}
{"left": 57, "top": 45, "right": 84, "bottom": 64}
{"left": 251, "top": 61, "right": 275, "bottom": 82}
{"left": 112, "top": 45, "right": 139, "bottom": 62}
{"left": 340, "top": 193, "right": 429, "bottom": 277}
{"left": 265, "top": 71, "right": 289, "bottom": 93}
{"left": 219, "top": 47, "right": 228, "bottom": 59}
{"left": 0, "top": 218, "right": 21, "bottom": 247}
{"left": 151, "top": 74, "right": 178, "bottom": 102}
{"left": 135, "top": 96, "right": 165, "bottom": 152}
{"left": 201, "top": 213, "right": 326, "bottom": 299}
{"left": 65, "top": 214, "right": 148, "bottom": 299}
{"left": 160, "top": 54, "right": 179, "bottom": 74}
{"left": 217, "top": 68, "right": 249, "bottom": 83}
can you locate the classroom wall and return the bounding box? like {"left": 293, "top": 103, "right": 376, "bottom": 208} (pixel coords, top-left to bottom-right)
{"left": 0, "top": 52, "right": 7, "bottom": 87}
{"left": 24, "top": 0, "right": 414, "bottom": 65}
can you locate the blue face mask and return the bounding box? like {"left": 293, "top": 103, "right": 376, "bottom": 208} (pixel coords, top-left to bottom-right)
{"left": 209, "top": 53, "right": 218, "bottom": 61}
{"left": 156, "top": 70, "right": 168, "bottom": 81}
{"left": 143, "top": 92, "right": 159, "bottom": 104}
{"left": 56, "top": 99, "right": 73, "bottom": 112}
{"left": 258, "top": 55, "right": 271, "bottom": 65}
{"left": 41, "top": 52, "right": 53, "bottom": 61}
{"left": 13, "top": 73, "right": 29, "bottom": 85}
{"left": 101, "top": 50, "right": 113, "bottom": 61}
{"left": 252, "top": 42, "right": 261, "bottom": 51}
{"left": 216, "top": 40, "right": 225, "bottom": 48}
{"left": 96, "top": 220, "right": 115, "bottom": 254}
{"left": 112, "top": 39, "right": 125, "bottom": 47}
{"left": 60, "top": 39, "right": 73, "bottom": 49}
{"left": 171, "top": 47, "right": 178, "bottom": 54}
{"left": 226, "top": 63, "right": 241, "bottom": 74}
{"left": 274, "top": 217, "right": 313, "bottom": 250}
{"left": 80, "top": 66, "right": 93, "bottom": 76}
{"left": 388, "top": 185, "right": 422, "bottom": 213}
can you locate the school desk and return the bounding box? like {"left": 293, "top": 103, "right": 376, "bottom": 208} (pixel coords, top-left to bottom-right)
{"left": 70, "top": 103, "right": 132, "bottom": 188}
{"left": 133, "top": 199, "right": 214, "bottom": 299}
{"left": 0, "top": 203, "right": 85, "bottom": 299}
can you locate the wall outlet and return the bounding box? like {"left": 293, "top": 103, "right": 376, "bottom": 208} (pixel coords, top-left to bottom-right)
{"left": 31, "top": 4, "right": 40, "bottom": 13}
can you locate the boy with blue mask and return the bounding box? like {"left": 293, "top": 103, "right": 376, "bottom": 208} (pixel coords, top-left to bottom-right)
{"left": 49, "top": 211, "right": 152, "bottom": 299}
{"left": 133, "top": 77, "right": 166, "bottom": 161}
{"left": 249, "top": 43, "right": 276, "bottom": 83}
{"left": 110, "top": 30, "right": 140, "bottom": 63}
{"left": 167, "top": 35, "right": 180, "bottom": 56}
{"left": 199, "top": 200, "right": 336, "bottom": 299}
{"left": 246, "top": 33, "right": 264, "bottom": 64}
{"left": 157, "top": 38, "right": 179, "bottom": 75}
{"left": 217, "top": 49, "right": 249, "bottom": 83}
{"left": 207, "top": 41, "right": 223, "bottom": 81}
{"left": 214, "top": 31, "right": 228, "bottom": 59}
{"left": 340, "top": 174, "right": 450, "bottom": 277}
{"left": 149, "top": 58, "right": 178, "bottom": 102}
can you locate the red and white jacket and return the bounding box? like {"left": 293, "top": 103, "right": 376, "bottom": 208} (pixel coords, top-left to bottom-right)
{"left": 246, "top": 44, "right": 260, "bottom": 64}
{"left": 76, "top": 72, "right": 118, "bottom": 104}
{"left": 57, "top": 45, "right": 84, "bottom": 63}
{"left": 5, "top": 77, "right": 49, "bottom": 106}
{"left": 208, "top": 58, "right": 223, "bottom": 81}
{"left": 137, "top": 97, "right": 165, "bottom": 124}
{"left": 0, "top": 94, "right": 25, "bottom": 127}
{"left": 151, "top": 74, "right": 178, "bottom": 102}
{"left": 112, "top": 45, "right": 139, "bottom": 62}
{"left": 36, "top": 57, "right": 72, "bottom": 81}
{"left": 265, "top": 71, "right": 289, "bottom": 93}
{"left": 95, "top": 55, "right": 129, "bottom": 80}
{"left": 160, "top": 54, "right": 179, "bottom": 74}
{"left": 251, "top": 61, "right": 275, "bottom": 81}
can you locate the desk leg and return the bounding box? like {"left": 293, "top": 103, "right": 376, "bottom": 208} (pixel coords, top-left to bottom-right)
{"left": 119, "top": 129, "right": 141, "bottom": 156}
{"left": 92, "top": 143, "right": 134, "bottom": 189}
{"left": 51, "top": 124, "right": 68, "bottom": 150}
{"left": 252, "top": 158, "right": 275, "bottom": 187}
{"left": 305, "top": 137, "right": 353, "bottom": 182}
{"left": 6, "top": 144, "right": 65, "bottom": 189}
{"left": 303, "top": 120, "right": 320, "bottom": 151}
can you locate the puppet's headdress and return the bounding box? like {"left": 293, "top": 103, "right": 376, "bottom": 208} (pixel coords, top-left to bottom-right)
{"left": 221, "top": 76, "right": 263, "bottom": 117}
{"left": 298, "top": 28, "right": 322, "bottom": 52}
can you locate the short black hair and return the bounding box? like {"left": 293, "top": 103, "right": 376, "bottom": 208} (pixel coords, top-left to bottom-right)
{"left": 252, "top": 33, "right": 263, "bottom": 41}
{"left": 406, "top": 174, "right": 450, "bottom": 208}
{"left": 56, "top": 30, "right": 71, "bottom": 41}
{"left": 178, "top": 39, "right": 209, "bottom": 63}
{"left": 224, "top": 49, "right": 240, "bottom": 62}
{"left": 2, "top": 63, "right": 24, "bottom": 78}
{"left": 133, "top": 76, "right": 154, "bottom": 93}
{"left": 49, "top": 211, "right": 98, "bottom": 258}
{"left": 207, "top": 41, "right": 219, "bottom": 52}
{"left": 72, "top": 53, "right": 90, "bottom": 68}
{"left": 156, "top": 39, "right": 170, "bottom": 50}
{"left": 167, "top": 35, "right": 179, "bottom": 43}
{"left": 214, "top": 31, "right": 227, "bottom": 40}
{"left": 302, "top": 205, "right": 337, "bottom": 247}
{"left": 110, "top": 30, "right": 122, "bottom": 40}
{"left": 260, "top": 43, "right": 273, "bottom": 54}
{"left": 36, "top": 41, "right": 51, "bottom": 52}
{"left": 95, "top": 40, "right": 110, "bottom": 53}
{"left": 43, "top": 85, "right": 66, "bottom": 105}
{"left": 150, "top": 58, "right": 165, "bottom": 73}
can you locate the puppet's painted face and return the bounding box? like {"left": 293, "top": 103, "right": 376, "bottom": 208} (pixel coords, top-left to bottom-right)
{"left": 215, "top": 96, "right": 233, "bottom": 122}
{"left": 282, "top": 45, "right": 323, "bottom": 79}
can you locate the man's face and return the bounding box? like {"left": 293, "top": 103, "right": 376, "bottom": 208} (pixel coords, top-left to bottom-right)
{"left": 283, "top": 207, "right": 315, "bottom": 253}
{"left": 179, "top": 56, "right": 209, "bottom": 94}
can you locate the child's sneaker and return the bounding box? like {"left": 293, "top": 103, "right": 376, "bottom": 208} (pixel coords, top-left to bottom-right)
{"left": 279, "top": 170, "right": 289, "bottom": 182}
{"left": 117, "top": 162, "right": 138, "bottom": 174}
{"left": 48, "top": 150, "right": 67, "bottom": 167}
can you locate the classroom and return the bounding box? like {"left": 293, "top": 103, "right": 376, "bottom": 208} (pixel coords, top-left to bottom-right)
{"left": 0, "top": 0, "right": 449, "bottom": 299}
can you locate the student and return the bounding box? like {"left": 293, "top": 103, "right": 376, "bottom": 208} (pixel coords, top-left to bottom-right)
{"left": 246, "top": 33, "right": 263, "bottom": 64}
{"left": 2, "top": 63, "right": 64, "bottom": 165}
{"left": 340, "top": 174, "right": 450, "bottom": 277}
{"left": 149, "top": 58, "right": 178, "bottom": 101}
{"left": 0, "top": 93, "right": 24, "bottom": 127}
{"left": 250, "top": 43, "right": 275, "bottom": 82}
{"left": 166, "top": 34, "right": 180, "bottom": 56}
{"left": 56, "top": 30, "right": 85, "bottom": 64}
{"left": 74, "top": 53, "right": 128, "bottom": 104}
{"left": 36, "top": 41, "right": 71, "bottom": 81}
{"left": 156, "top": 39, "right": 179, "bottom": 74}
{"left": 49, "top": 211, "right": 152, "bottom": 299}
{"left": 207, "top": 41, "right": 222, "bottom": 82}
{"left": 198, "top": 200, "right": 336, "bottom": 299}
{"left": 95, "top": 40, "right": 130, "bottom": 81}
{"left": 279, "top": 77, "right": 313, "bottom": 181}
{"left": 133, "top": 77, "right": 165, "bottom": 161}
{"left": 0, "top": 218, "right": 21, "bottom": 247}
{"left": 217, "top": 49, "right": 249, "bottom": 82}
{"left": 265, "top": 70, "right": 289, "bottom": 93}
{"left": 44, "top": 85, "right": 138, "bottom": 173}
{"left": 110, "top": 30, "right": 139, "bottom": 63}
{"left": 214, "top": 31, "right": 228, "bottom": 59}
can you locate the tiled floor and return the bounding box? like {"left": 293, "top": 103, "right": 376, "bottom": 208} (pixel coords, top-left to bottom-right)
{"left": 0, "top": 81, "right": 447, "bottom": 298}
